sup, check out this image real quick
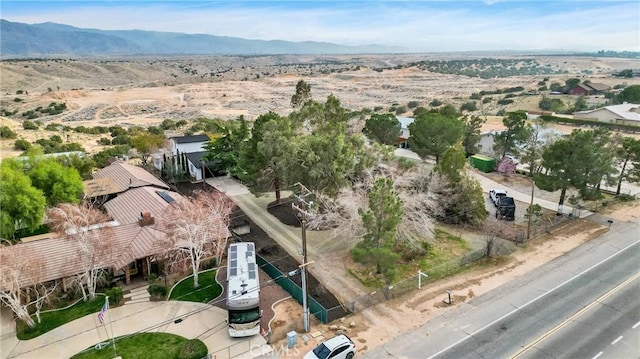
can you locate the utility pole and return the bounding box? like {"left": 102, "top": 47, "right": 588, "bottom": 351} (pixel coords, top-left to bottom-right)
{"left": 292, "top": 183, "right": 313, "bottom": 333}
{"left": 527, "top": 177, "right": 535, "bottom": 240}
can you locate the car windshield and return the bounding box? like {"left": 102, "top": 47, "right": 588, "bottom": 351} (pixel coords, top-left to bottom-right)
{"left": 312, "top": 343, "right": 331, "bottom": 359}
{"left": 228, "top": 307, "right": 260, "bottom": 324}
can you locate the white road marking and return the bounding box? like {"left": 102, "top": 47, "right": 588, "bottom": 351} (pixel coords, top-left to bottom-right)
{"left": 632, "top": 321, "right": 640, "bottom": 329}
{"left": 592, "top": 351, "right": 603, "bottom": 359}
{"left": 611, "top": 336, "right": 623, "bottom": 345}
{"left": 426, "top": 240, "right": 640, "bottom": 359}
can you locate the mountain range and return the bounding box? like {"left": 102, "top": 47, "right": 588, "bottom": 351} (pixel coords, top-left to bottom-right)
{"left": 0, "top": 19, "right": 403, "bottom": 57}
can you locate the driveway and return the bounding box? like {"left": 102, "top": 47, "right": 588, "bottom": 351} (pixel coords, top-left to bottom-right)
{"left": 0, "top": 301, "right": 272, "bottom": 359}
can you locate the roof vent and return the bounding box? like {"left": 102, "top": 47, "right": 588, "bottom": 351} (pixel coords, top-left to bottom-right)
{"left": 139, "top": 211, "right": 155, "bottom": 226}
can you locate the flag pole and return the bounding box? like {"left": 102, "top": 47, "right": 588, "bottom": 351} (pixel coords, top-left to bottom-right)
{"left": 106, "top": 296, "right": 117, "bottom": 358}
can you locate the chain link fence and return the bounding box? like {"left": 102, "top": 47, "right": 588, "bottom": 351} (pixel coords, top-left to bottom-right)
{"left": 324, "top": 247, "right": 488, "bottom": 316}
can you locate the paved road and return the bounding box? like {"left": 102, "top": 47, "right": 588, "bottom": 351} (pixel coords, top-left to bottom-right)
{"left": 430, "top": 241, "right": 639, "bottom": 359}
{"left": 516, "top": 275, "right": 640, "bottom": 359}
{"left": 362, "top": 218, "right": 640, "bottom": 359}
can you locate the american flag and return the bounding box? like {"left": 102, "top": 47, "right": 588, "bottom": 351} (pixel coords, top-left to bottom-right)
{"left": 97, "top": 298, "right": 108, "bottom": 324}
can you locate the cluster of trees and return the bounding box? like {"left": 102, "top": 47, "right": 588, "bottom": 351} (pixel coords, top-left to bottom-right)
{"left": 1, "top": 152, "right": 85, "bottom": 240}
{"left": 535, "top": 129, "right": 640, "bottom": 211}
{"left": 412, "top": 58, "right": 564, "bottom": 78}
{"left": 481, "top": 113, "right": 640, "bottom": 211}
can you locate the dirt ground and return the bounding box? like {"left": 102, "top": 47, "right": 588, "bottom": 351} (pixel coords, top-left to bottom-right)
{"left": 2, "top": 55, "right": 639, "bottom": 357}
{"left": 2, "top": 55, "right": 640, "bottom": 159}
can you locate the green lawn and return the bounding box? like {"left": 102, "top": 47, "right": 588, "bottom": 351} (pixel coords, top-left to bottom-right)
{"left": 169, "top": 270, "right": 222, "bottom": 303}
{"left": 71, "top": 333, "right": 207, "bottom": 359}
{"left": 17, "top": 297, "right": 105, "bottom": 340}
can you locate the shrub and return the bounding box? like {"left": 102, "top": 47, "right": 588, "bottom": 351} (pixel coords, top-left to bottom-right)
{"left": 178, "top": 339, "right": 208, "bottom": 359}
{"left": 201, "top": 258, "right": 217, "bottom": 270}
{"left": 105, "top": 287, "right": 123, "bottom": 306}
{"left": 22, "top": 120, "right": 39, "bottom": 130}
{"left": 97, "top": 137, "right": 112, "bottom": 145}
{"left": 0, "top": 125, "right": 17, "bottom": 139}
{"left": 460, "top": 101, "right": 478, "bottom": 112}
{"left": 148, "top": 284, "right": 168, "bottom": 300}
{"left": 497, "top": 99, "right": 514, "bottom": 105}
{"left": 14, "top": 97, "right": 23, "bottom": 103}
{"left": 16, "top": 90, "right": 24, "bottom": 95}
{"left": 396, "top": 157, "right": 417, "bottom": 172}
{"left": 482, "top": 97, "right": 492, "bottom": 104}
{"left": 395, "top": 106, "right": 407, "bottom": 115}
{"left": 160, "top": 119, "right": 177, "bottom": 130}
{"left": 430, "top": 99, "right": 443, "bottom": 107}
{"left": 44, "top": 123, "right": 61, "bottom": 131}
{"left": 148, "top": 273, "right": 158, "bottom": 283}
{"left": 111, "top": 135, "right": 131, "bottom": 145}
{"left": 407, "top": 101, "right": 421, "bottom": 109}
{"left": 373, "top": 106, "right": 384, "bottom": 112}
{"left": 470, "top": 93, "right": 482, "bottom": 100}
{"left": 14, "top": 139, "right": 31, "bottom": 151}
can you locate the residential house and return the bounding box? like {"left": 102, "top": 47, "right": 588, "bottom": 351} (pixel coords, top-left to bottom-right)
{"left": 477, "top": 126, "right": 563, "bottom": 159}
{"left": 568, "top": 82, "right": 610, "bottom": 96}
{"left": 397, "top": 116, "right": 414, "bottom": 148}
{"left": 184, "top": 151, "right": 210, "bottom": 182}
{"left": 84, "top": 160, "right": 169, "bottom": 203}
{"left": 169, "top": 134, "right": 209, "bottom": 156}
{"left": 574, "top": 103, "right": 640, "bottom": 126}
{"left": 1, "top": 161, "right": 230, "bottom": 292}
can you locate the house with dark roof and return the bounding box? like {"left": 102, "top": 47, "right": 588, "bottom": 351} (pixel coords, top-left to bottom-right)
{"left": 184, "top": 151, "right": 210, "bottom": 181}
{"left": 169, "top": 134, "right": 210, "bottom": 156}
{"left": 568, "top": 82, "right": 610, "bottom": 96}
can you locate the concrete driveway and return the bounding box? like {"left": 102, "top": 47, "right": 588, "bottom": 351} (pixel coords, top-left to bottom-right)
{"left": 0, "top": 301, "right": 272, "bottom": 359}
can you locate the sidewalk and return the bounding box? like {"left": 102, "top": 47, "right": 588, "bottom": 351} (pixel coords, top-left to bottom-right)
{"left": 0, "top": 301, "right": 272, "bottom": 359}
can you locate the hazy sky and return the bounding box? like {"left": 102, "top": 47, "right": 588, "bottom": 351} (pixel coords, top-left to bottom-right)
{"left": 2, "top": 1, "right": 639, "bottom": 52}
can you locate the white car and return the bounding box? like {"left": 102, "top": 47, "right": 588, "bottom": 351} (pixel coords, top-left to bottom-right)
{"left": 304, "top": 334, "right": 356, "bottom": 359}
{"left": 489, "top": 189, "right": 508, "bottom": 207}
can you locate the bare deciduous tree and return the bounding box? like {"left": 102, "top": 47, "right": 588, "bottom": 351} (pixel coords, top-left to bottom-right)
{"left": 164, "top": 191, "right": 233, "bottom": 288}
{"left": 307, "top": 163, "right": 441, "bottom": 250}
{"left": 0, "top": 247, "right": 56, "bottom": 327}
{"left": 47, "top": 203, "right": 115, "bottom": 301}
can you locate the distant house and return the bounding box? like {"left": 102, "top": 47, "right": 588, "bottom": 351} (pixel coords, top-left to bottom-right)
{"left": 574, "top": 103, "right": 640, "bottom": 126}
{"left": 477, "top": 130, "right": 501, "bottom": 158}
{"left": 477, "top": 126, "right": 563, "bottom": 159}
{"left": 568, "top": 82, "right": 610, "bottom": 96}
{"left": 397, "top": 116, "right": 414, "bottom": 148}
{"left": 169, "top": 134, "right": 210, "bottom": 156}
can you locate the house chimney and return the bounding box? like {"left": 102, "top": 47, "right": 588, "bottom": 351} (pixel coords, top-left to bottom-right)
{"left": 139, "top": 211, "right": 155, "bottom": 226}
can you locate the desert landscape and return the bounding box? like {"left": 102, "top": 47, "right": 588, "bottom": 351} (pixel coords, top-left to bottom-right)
{"left": 1, "top": 54, "right": 640, "bottom": 159}
{"left": 1, "top": 54, "right": 640, "bottom": 358}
